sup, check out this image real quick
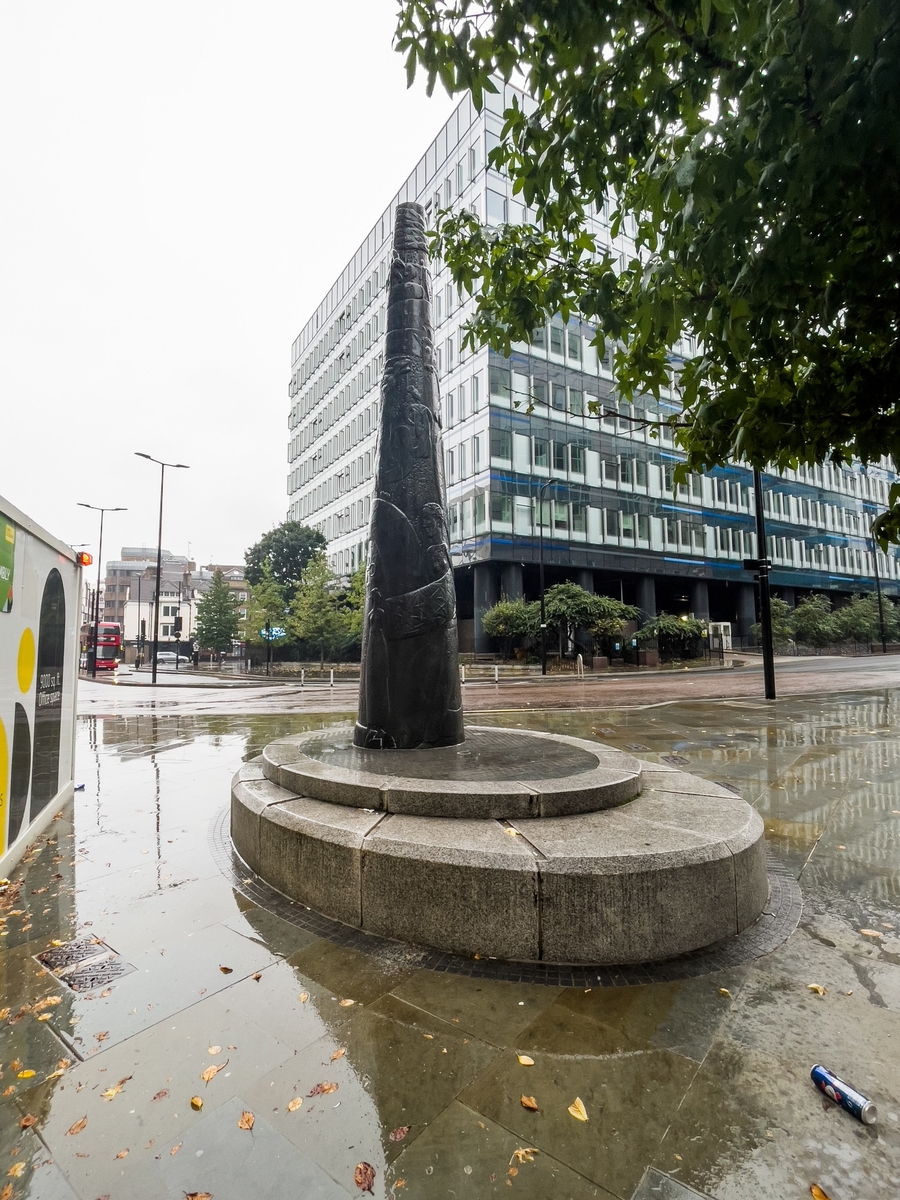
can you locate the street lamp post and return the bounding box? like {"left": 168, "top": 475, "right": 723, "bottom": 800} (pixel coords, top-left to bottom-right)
{"left": 750, "top": 467, "right": 777, "bottom": 700}
{"left": 77, "top": 503, "right": 127, "bottom": 678}
{"left": 536, "top": 478, "right": 561, "bottom": 677}
{"left": 135, "top": 453, "right": 189, "bottom": 685}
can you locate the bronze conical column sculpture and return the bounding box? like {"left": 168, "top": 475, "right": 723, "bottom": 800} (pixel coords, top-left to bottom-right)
{"left": 354, "top": 202, "right": 464, "bottom": 750}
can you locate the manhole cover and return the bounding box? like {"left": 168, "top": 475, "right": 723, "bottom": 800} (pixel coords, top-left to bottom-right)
{"left": 625, "top": 743, "right": 650, "bottom": 751}
{"left": 660, "top": 754, "right": 691, "bottom": 766}
{"left": 36, "top": 939, "right": 133, "bottom": 994}
{"left": 64, "top": 959, "right": 133, "bottom": 993}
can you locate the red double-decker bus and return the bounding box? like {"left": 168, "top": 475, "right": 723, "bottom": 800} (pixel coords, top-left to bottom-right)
{"left": 80, "top": 622, "right": 122, "bottom": 671}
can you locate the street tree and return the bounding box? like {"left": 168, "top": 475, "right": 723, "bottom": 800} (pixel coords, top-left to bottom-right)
{"left": 242, "top": 561, "right": 291, "bottom": 649}
{"left": 790, "top": 594, "right": 837, "bottom": 647}
{"left": 832, "top": 592, "right": 899, "bottom": 645}
{"left": 195, "top": 569, "right": 240, "bottom": 654}
{"left": 636, "top": 613, "right": 706, "bottom": 659}
{"left": 481, "top": 597, "right": 539, "bottom": 658}
{"left": 397, "top": 1, "right": 900, "bottom": 539}
{"left": 751, "top": 596, "right": 794, "bottom": 649}
{"left": 290, "top": 553, "right": 350, "bottom": 667}
{"left": 544, "top": 583, "right": 638, "bottom": 655}
{"left": 245, "top": 522, "right": 325, "bottom": 599}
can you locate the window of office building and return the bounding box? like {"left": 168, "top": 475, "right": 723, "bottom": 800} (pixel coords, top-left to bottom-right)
{"left": 490, "top": 428, "right": 512, "bottom": 461}
{"left": 534, "top": 438, "right": 549, "bottom": 469}
{"left": 446, "top": 390, "right": 455, "bottom": 425}
{"left": 532, "top": 325, "right": 547, "bottom": 350}
{"left": 603, "top": 458, "right": 618, "bottom": 483}
{"left": 569, "top": 388, "right": 584, "bottom": 416}
{"left": 570, "top": 444, "right": 586, "bottom": 474}
{"left": 550, "top": 324, "right": 565, "bottom": 355}
{"left": 486, "top": 190, "right": 507, "bottom": 224}
{"left": 490, "top": 365, "right": 511, "bottom": 399}
{"left": 491, "top": 493, "right": 513, "bottom": 523}
{"left": 572, "top": 502, "right": 587, "bottom": 533}
{"left": 475, "top": 492, "right": 486, "bottom": 530}
{"left": 567, "top": 328, "right": 581, "bottom": 360}
{"left": 552, "top": 383, "right": 566, "bottom": 411}
{"left": 532, "top": 378, "right": 548, "bottom": 407}
{"left": 553, "top": 442, "right": 567, "bottom": 473}
{"left": 606, "top": 510, "right": 620, "bottom": 538}
{"left": 554, "top": 501, "right": 569, "bottom": 532}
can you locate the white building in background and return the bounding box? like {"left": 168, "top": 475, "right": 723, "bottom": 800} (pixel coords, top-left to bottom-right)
{"left": 285, "top": 81, "right": 900, "bottom": 651}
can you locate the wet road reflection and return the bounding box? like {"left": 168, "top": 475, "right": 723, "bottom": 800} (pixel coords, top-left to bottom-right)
{"left": 0, "top": 692, "right": 898, "bottom": 1198}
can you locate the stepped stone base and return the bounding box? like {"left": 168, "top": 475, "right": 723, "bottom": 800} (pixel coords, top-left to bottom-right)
{"left": 230, "top": 726, "right": 769, "bottom": 966}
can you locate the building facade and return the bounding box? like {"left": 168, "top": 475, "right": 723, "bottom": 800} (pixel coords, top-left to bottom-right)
{"left": 102, "top": 548, "right": 192, "bottom": 628}
{"left": 286, "top": 83, "right": 900, "bottom": 651}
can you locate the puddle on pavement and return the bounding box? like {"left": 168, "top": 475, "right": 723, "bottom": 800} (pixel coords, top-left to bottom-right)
{"left": 0, "top": 695, "right": 898, "bottom": 1198}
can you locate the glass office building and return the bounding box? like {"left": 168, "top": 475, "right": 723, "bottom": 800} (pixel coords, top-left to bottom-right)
{"left": 286, "top": 83, "right": 900, "bottom": 651}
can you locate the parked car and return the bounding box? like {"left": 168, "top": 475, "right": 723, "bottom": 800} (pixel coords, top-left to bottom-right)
{"left": 156, "top": 652, "right": 189, "bottom": 665}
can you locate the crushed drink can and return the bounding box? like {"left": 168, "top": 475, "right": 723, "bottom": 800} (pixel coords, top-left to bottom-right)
{"left": 810, "top": 1064, "right": 877, "bottom": 1124}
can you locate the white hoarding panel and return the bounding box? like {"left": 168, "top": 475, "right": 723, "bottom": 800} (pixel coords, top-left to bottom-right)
{"left": 0, "top": 495, "right": 80, "bottom": 873}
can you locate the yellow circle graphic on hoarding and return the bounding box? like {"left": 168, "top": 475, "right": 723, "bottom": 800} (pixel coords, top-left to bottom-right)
{"left": 17, "top": 628, "right": 36, "bottom": 693}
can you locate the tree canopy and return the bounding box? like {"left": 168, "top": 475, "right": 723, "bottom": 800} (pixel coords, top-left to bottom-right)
{"left": 396, "top": 0, "right": 900, "bottom": 539}
{"left": 242, "top": 561, "right": 290, "bottom": 648}
{"left": 195, "top": 570, "right": 240, "bottom": 653}
{"left": 289, "top": 553, "right": 352, "bottom": 665}
{"left": 244, "top": 521, "right": 325, "bottom": 598}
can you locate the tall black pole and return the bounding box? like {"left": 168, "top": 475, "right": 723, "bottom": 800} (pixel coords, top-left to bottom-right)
{"left": 871, "top": 537, "right": 888, "bottom": 653}
{"left": 151, "top": 463, "right": 165, "bottom": 685}
{"left": 752, "top": 466, "right": 776, "bottom": 700}
{"left": 135, "top": 453, "right": 189, "bottom": 685}
{"left": 92, "top": 509, "right": 105, "bottom": 679}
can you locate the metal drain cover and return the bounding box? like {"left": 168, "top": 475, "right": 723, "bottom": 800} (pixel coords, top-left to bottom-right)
{"left": 36, "top": 939, "right": 134, "bottom": 993}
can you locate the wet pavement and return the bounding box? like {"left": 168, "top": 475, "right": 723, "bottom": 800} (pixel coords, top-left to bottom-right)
{"left": 80, "top": 651, "right": 900, "bottom": 716}
{"left": 1, "top": 688, "right": 899, "bottom": 1198}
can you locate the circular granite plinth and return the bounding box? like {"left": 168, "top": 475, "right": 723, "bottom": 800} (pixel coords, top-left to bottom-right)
{"left": 231, "top": 726, "right": 770, "bottom": 966}
{"left": 261, "top": 726, "right": 642, "bottom": 819}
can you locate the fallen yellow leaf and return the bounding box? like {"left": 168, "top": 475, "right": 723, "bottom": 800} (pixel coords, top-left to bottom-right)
{"left": 331, "top": 1047, "right": 347, "bottom": 1061}
{"left": 339, "top": 998, "right": 355, "bottom": 1007}
{"left": 200, "top": 1059, "right": 228, "bottom": 1084}
{"left": 7, "top": 1163, "right": 25, "bottom": 1179}
{"left": 19, "top": 1114, "right": 37, "bottom": 1129}
{"left": 807, "top": 984, "right": 826, "bottom": 996}
{"left": 66, "top": 1116, "right": 88, "bottom": 1136}
{"left": 859, "top": 929, "right": 883, "bottom": 938}
{"left": 423, "top": 1033, "right": 434, "bottom": 1040}
{"left": 287, "top": 1097, "right": 303, "bottom": 1112}
{"left": 298, "top": 992, "right": 309, "bottom": 1003}
{"left": 170, "top": 1143, "right": 182, "bottom": 1156}
{"left": 516, "top": 1054, "right": 535, "bottom": 1066}
{"left": 568, "top": 1097, "right": 588, "bottom": 1122}
{"left": 1, "top": 1181, "right": 13, "bottom": 1200}
{"left": 237, "top": 1110, "right": 254, "bottom": 1131}
{"left": 510, "top": 1148, "right": 539, "bottom": 1165}
{"left": 219, "top": 965, "right": 233, "bottom": 974}
{"left": 207, "top": 1045, "right": 221, "bottom": 1055}
{"left": 190, "top": 1096, "right": 203, "bottom": 1111}
{"left": 520, "top": 1095, "right": 540, "bottom": 1112}
{"left": 114, "top": 1149, "right": 129, "bottom": 1160}
{"left": 810, "top": 1186, "right": 833, "bottom": 1200}
{"left": 718, "top": 988, "right": 732, "bottom": 999}
{"left": 16, "top": 1069, "right": 35, "bottom": 1079}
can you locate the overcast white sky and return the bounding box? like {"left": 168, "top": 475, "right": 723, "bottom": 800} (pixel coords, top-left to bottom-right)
{"left": 1, "top": 1, "right": 455, "bottom": 571}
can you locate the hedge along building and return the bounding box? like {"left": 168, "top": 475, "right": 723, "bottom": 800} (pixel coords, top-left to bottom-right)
{"left": 0, "top": 494, "right": 81, "bottom": 874}
{"left": 285, "top": 81, "right": 900, "bottom": 653}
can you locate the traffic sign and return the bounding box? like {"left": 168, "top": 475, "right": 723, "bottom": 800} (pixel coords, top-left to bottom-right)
{"left": 260, "top": 626, "right": 286, "bottom": 640}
